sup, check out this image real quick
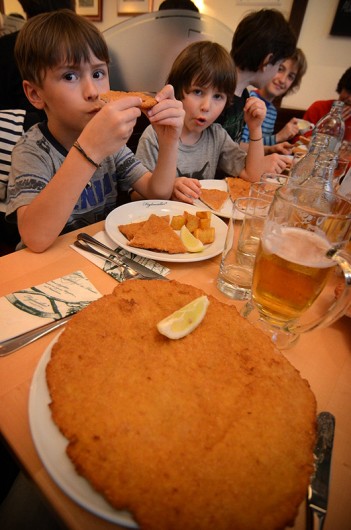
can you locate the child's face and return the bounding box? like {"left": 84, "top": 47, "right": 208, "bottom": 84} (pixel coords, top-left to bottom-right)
{"left": 36, "top": 51, "right": 109, "bottom": 139}
{"left": 182, "top": 84, "right": 227, "bottom": 135}
{"left": 252, "top": 60, "right": 283, "bottom": 90}
{"left": 264, "top": 59, "right": 298, "bottom": 100}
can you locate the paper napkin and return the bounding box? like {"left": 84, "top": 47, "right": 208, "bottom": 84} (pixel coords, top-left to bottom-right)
{"left": 71, "top": 230, "right": 170, "bottom": 281}
{"left": 0, "top": 270, "right": 101, "bottom": 343}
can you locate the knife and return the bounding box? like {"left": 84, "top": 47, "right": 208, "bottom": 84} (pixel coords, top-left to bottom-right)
{"left": 306, "top": 411, "right": 335, "bottom": 530}
{"left": 77, "top": 232, "right": 167, "bottom": 280}
{"left": 0, "top": 315, "right": 73, "bottom": 356}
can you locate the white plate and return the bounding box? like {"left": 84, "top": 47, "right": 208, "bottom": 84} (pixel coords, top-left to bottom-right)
{"left": 105, "top": 200, "right": 227, "bottom": 263}
{"left": 29, "top": 336, "right": 137, "bottom": 528}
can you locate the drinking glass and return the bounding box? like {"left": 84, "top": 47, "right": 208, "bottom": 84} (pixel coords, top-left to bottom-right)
{"left": 217, "top": 197, "right": 270, "bottom": 300}
{"left": 250, "top": 174, "right": 288, "bottom": 201}
{"left": 242, "top": 186, "right": 351, "bottom": 348}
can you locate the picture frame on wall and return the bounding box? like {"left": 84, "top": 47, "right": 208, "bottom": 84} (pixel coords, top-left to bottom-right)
{"left": 76, "top": 0, "right": 103, "bottom": 22}
{"left": 117, "top": 0, "right": 153, "bottom": 16}
{"left": 330, "top": 0, "right": 351, "bottom": 37}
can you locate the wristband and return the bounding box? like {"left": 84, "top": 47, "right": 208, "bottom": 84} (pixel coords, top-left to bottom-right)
{"left": 250, "top": 136, "right": 263, "bottom": 142}
{"left": 73, "top": 141, "right": 101, "bottom": 169}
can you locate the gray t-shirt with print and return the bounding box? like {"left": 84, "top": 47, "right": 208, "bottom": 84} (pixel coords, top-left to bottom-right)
{"left": 136, "top": 123, "right": 247, "bottom": 180}
{"left": 6, "top": 122, "right": 147, "bottom": 233}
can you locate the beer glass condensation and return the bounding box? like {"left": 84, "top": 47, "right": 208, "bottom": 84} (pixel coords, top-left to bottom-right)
{"left": 245, "top": 186, "right": 351, "bottom": 347}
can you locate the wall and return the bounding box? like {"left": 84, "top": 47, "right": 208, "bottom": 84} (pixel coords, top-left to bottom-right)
{"left": 4, "top": 0, "right": 351, "bottom": 111}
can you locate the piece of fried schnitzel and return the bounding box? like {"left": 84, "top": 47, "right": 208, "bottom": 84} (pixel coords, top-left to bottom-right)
{"left": 225, "top": 177, "right": 251, "bottom": 201}
{"left": 199, "top": 188, "right": 228, "bottom": 211}
{"left": 100, "top": 90, "right": 157, "bottom": 110}
{"left": 128, "top": 214, "right": 186, "bottom": 254}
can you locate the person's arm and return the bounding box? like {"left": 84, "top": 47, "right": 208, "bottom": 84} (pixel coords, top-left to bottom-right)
{"left": 238, "top": 97, "right": 266, "bottom": 182}
{"left": 17, "top": 96, "right": 146, "bottom": 252}
{"left": 275, "top": 117, "right": 299, "bottom": 143}
{"left": 132, "top": 85, "right": 184, "bottom": 199}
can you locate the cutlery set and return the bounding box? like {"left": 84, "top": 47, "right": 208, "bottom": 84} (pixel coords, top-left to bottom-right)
{"left": 74, "top": 232, "right": 166, "bottom": 280}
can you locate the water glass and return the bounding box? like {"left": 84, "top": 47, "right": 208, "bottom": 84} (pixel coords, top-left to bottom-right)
{"left": 217, "top": 197, "right": 271, "bottom": 300}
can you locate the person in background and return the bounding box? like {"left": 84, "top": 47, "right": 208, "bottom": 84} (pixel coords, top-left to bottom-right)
{"left": 241, "top": 48, "right": 307, "bottom": 151}
{"left": 136, "top": 41, "right": 266, "bottom": 204}
{"left": 0, "top": 0, "right": 75, "bottom": 130}
{"left": 303, "top": 67, "right": 351, "bottom": 142}
{"left": 5, "top": 10, "right": 184, "bottom": 253}
{"left": 216, "top": 9, "right": 296, "bottom": 173}
{"left": 158, "top": 0, "right": 199, "bottom": 11}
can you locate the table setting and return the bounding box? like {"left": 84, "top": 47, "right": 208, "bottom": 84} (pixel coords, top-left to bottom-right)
{"left": 1, "top": 175, "right": 351, "bottom": 530}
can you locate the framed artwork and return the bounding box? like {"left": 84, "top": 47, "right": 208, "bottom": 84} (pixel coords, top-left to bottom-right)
{"left": 117, "top": 0, "right": 153, "bottom": 16}
{"left": 330, "top": 0, "right": 351, "bottom": 37}
{"left": 76, "top": 0, "right": 103, "bottom": 21}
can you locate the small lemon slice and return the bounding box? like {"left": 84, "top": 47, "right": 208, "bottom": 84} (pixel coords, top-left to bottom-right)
{"left": 180, "top": 225, "right": 204, "bottom": 253}
{"left": 157, "top": 295, "right": 210, "bottom": 339}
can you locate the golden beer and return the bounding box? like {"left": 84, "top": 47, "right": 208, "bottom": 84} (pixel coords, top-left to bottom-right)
{"left": 252, "top": 227, "right": 335, "bottom": 324}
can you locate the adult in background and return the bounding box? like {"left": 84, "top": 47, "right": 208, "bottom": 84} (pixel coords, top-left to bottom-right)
{"left": 241, "top": 48, "right": 307, "bottom": 152}
{"left": 0, "top": 0, "right": 75, "bottom": 130}
{"left": 158, "top": 0, "right": 199, "bottom": 11}
{"left": 303, "top": 67, "right": 351, "bottom": 142}
{"left": 217, "top": 9, "right": 296, "bottom": 174}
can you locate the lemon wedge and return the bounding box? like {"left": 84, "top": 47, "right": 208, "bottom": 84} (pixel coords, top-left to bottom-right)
{"left": 180, "top": 225, "right": 204, "bottom": 253}
{"left": 157, "top": 295, "right": 210, "bottom": 339}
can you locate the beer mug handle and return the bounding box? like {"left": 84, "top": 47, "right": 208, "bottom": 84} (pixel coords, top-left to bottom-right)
{"left": 292, "top": 248, "right": 351, "bottom": 334}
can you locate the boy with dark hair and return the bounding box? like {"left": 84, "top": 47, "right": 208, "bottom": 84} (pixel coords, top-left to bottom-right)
{"left": 217, "top": 9, "right": 296, "bottom": 166}
{"left": 136, "top": 41, "right": 267, "bottom": 204}
{"left": 6, "top": 10, "right": 184, "bottom": 252}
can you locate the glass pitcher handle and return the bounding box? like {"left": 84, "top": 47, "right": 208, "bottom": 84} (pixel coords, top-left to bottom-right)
{"left": 292, "top": 248, "right": 351, "bottom": 335}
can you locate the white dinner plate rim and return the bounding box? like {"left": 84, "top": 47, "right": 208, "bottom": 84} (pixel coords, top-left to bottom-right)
{"left": 29, "top": 336, "right": 138, "bottom": 528}
{"left": 105, "top": 200, "right": 227, "bottom": 263}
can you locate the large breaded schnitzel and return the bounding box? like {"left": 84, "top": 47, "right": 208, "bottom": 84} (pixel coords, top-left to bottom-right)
{"left": 46, "top": 279, "right": 316, "bottom": 530}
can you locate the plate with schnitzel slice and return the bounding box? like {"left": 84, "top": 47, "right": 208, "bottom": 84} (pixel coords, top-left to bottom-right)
{"left": 194, "top": 180, "right": 249, "bottom": 219}
{"left": 105, "top": 201, "right": 227, "bottom": 263}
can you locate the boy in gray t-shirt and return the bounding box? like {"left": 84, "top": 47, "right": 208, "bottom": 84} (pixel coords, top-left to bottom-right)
{"left": 136, "top": 41, "right": 267, "bottom": 205}
{"left": 6, "top": 10, "right": 184, "bottom": 252}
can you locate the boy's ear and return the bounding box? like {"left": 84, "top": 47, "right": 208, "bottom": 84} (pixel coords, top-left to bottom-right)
{"left": 23, "top": 80, "right": 46, "bottom": 110}
{"left": 260, "top": 53, "right": 274, "bottom": 71}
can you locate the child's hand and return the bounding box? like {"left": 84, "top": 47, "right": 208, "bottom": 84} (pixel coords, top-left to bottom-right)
{"left": 276, "top": 118, "right": 299, "bottom": 142}
{"left": 147, "top": 84, "right": 185, "bottom": 143}
{"left": 81, "top": 96, "right": 143, "bottom": 161}
{"left": 172, "top": 177, "right": 201, "bottom": 204}
{"left": 243, "top": 97, "right": 266, "bottom": 131}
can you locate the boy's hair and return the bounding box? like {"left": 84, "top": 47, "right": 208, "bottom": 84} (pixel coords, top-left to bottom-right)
{"left": 285, "top": 48, "right": 307, "bottom": 96}
{"left": 15, "top": 9, "right": 109, "bottom": 86}
{"left": 19, "top": 0, "right": 75, "bottom": 18}
{"left": 166, "top": 41, "right": 236, "bottom": 105}
{"left": 336, "top": 67, "right": 351, "bottom": 94}
{"left": 231, "top": 9, "right": 296, "bottom": 72}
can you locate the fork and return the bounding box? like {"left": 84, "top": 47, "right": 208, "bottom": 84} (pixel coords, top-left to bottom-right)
{"left": 73, "top": 240, "right": 144, "bottom": 280}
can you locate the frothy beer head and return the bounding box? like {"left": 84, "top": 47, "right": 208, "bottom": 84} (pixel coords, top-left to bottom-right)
{"left": 252, "top": 227, "right": 335, "bottom": 324}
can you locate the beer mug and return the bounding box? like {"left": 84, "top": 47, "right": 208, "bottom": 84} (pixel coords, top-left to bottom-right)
{"left": 243, "top": 186, "right": 351, "bottom": 348}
